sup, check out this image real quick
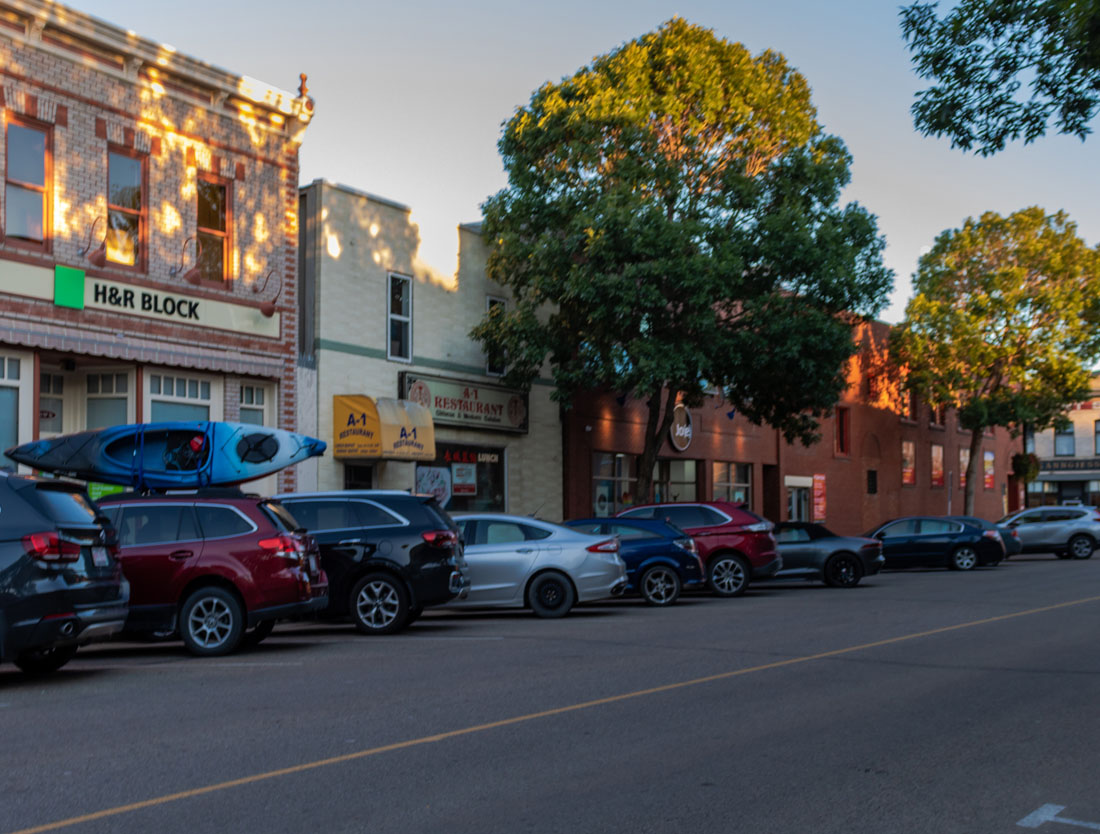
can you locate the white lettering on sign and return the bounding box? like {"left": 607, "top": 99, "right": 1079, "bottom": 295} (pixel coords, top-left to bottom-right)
{"left": 1019, "top": 805, "right": 1100, "bottom": 830}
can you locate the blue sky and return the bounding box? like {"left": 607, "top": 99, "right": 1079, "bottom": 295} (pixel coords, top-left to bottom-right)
{"left": 78, "top": 0, "right": 1099, "bottom": 322}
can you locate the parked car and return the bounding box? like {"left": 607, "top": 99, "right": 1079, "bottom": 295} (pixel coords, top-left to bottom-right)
{"left": 276, "top": 490, "right": 469, "bottom": 634}
{"left": 771, "top": 522, "right": 884, "bottom": 587}
{"left": 997, "top": 506, "right": 1100, "bottom": 559}
{"left": 616, "top": 501, "right": 780, "bottom": 597}
{"left": 0, "top": 473, "right": 130, "bottom": 674}
{"left": 946, "top": 515, "right": 1021, "bottom": 557}
{"left": 563, "top": 517, "right": 704, "bottom": 605}
{"left": 864, "top": 516, "right": 1004, "bottom": 571}
{"left": 450, "top": 513, "right": 627, "bottom": 617}
{"left": 97, "top": 489, "right": 328, "bottom": 656}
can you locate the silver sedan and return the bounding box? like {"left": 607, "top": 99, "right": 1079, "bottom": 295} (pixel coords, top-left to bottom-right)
{"left": 450, "top": 513, "right": 628, "bottom": 617}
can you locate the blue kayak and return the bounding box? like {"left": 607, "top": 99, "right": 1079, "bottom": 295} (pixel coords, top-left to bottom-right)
{"left": 4, "top": 422, "right": 326, "bottom": 490}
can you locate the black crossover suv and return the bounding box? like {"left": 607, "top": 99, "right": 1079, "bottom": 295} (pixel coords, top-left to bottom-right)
{"left": 0, "top": 473, "right": 129, "bottom": 674}
{"left": 276, "top": 490, "right": 469, "bottom": 634}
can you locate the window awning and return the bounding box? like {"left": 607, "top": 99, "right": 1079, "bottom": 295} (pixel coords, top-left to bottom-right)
{"left": 332, "top": 395, "right": 435, "bottom": 461}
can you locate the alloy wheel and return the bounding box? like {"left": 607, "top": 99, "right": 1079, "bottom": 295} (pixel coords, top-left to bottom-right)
{"left": 356, "top": 580, "right": 402, "bottom": 629}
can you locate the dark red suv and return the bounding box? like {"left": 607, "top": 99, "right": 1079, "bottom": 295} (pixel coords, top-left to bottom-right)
{"left": 97, "top": 489, "right": 328, "bottom": 656}
{"left": 617, "top": 501, "right": 780, "bottom": 596}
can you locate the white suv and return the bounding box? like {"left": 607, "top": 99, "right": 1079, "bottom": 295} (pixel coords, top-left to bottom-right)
{"left": 998, "top": 506, "right": 1100, "bottom": 559}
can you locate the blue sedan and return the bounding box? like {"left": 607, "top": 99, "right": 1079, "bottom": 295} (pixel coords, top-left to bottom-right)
{"left": 563, "top": 517, "right": 705, "bottom": 605}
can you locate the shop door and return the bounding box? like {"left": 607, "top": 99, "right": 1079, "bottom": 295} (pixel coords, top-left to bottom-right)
{"left": 787, "top": 487, "right": 810, "bottom": 521}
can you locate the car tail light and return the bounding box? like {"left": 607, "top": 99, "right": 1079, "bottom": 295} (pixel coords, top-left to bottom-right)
{"left": 586, "top": 538, "right": 619, "bottom": 553}
{"left": 258, "top": 535, "right": 304, "bottom": 565}
{"left": 422, "top": 530, "right": 457, "bottom": 548}
{"left": 743, "top": 521, "right": 772, "bottom": 533}
{"left": 23, "top": 532, "right": 82, "bottom": 563}
{"left": 675, "top": 537, "right": 697, "bottom": 554}
{"left": 982, "top": 530, "right": 1002, "bottom": 542}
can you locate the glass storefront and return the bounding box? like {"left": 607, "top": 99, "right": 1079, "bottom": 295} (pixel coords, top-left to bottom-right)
{"left": 415, "top": 441, "right": 505, "bottom": 512}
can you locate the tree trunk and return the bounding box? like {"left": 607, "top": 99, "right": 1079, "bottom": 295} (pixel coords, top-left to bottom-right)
{"left": 964, "top": 427, "right": 985, "bottom": 516}
{"left": 633, "top": 387, "right": 679, "bottom": 504}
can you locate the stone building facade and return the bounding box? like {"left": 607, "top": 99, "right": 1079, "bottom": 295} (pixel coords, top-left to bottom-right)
{"left": 296, "top": 180, "right": 562, "bottom": 520}
{"left": 0, "top": 0, "right": 312, "bottom": 492}
{"left": 1026, "top": 375, "right": 1100, "bottom": 506}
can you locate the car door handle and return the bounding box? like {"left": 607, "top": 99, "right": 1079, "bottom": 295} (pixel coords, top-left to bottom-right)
{"left": 339, "top": 538, "right": 363, "bottom": 545}
{"left": 516, "top": 547, "right": 535, "bottom": 553}
{"left": 169, "top": 549, "right": 193, "bottom": 560}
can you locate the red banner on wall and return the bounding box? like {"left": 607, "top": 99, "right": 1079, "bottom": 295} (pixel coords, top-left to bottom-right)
{"left": 812, "top": 473, "right": 826, "bottom": 522}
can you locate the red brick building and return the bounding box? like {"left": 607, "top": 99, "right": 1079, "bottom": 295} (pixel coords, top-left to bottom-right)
{"left": 562, "top": 321, "right": 1022, "bottom": 534}
{"left": 0, "top": 0, "right": 312, "bottom": 491}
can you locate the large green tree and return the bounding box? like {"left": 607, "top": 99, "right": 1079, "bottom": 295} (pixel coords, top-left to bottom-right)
{"left": 891, "top": 207, "right": 1100, "bottom": 513}
{"left": 472, "top": 18, "right": 892, "bottom": 502}
{"left": 901, "top": 0, "right": 1100, "bottom": 154}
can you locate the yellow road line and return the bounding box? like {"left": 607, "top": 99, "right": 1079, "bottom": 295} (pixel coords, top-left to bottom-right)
{"left": 11, "top": 593, "right": 1100, "bottom": 834}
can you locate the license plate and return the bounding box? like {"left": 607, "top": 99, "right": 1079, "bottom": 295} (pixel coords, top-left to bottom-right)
{"left": 91, "top": 546, "right": 109, "bottom": 567}
{"left": 308, "top": 555, "right": 318, "bottom": 574}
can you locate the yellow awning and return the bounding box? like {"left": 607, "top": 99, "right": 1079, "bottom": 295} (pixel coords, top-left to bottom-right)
{"left": 332, "top": 395, "right": 435, "bottom": 461}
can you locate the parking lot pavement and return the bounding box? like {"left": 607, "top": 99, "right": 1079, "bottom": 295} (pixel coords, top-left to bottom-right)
{"left": 3, "top": 554, "right": 1100, "bottom": 834}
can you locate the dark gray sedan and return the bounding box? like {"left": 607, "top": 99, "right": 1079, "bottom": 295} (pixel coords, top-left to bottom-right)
{"left": 771, "top": 522, "right": 884, "bottom": 587}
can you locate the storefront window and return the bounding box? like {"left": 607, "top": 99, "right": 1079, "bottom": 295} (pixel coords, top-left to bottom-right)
{"left": 86, "top": 372, "right": 129, "bottom": 429}
{"left": 344, "top": 464, "right": 373, "bottom": 490}
{"left": 148, "top": 372, "right": 213, "bottom": 422}
{"left": 592, "top": 452, "right": 637, "bottom": 517}
{"left": 653, "top": 459, "right": 696, "bottom": 503}
{"left": 713, "top": 462, "right": 751, "bottom": 504}
{"left": 39, "top": 373, "right": 63, "bottom": 434}
{"left": 239, "top": 384, "right": 270, "bottom": 426}
{"left": 0, "top": 387, "right": 16, "bottom": 469}
{"left": 1026, "top": 481, "right": 1058, "bottom": 507}
{"left": 416, "top": 442, "right": 505, "bottom": 512}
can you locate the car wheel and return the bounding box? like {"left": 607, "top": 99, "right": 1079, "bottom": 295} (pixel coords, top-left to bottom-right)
{"left": 14, "top": 645, "right": 78, "bottom": 675}
{"left": 949, "top": 546, "right": 978, "bottom": 571}
{"left": 350, "top": 573, "right": 408, "bottom": 635}
{"left": 640, "top": 566, "right": 682, "bottom": 606}
{"left": 242, "top": 619, "right": 276, "bottom": 648}
{"left": 707, "top": 554, "right": 750, "bottom": 597}
{"left": 1068, "top": 534, "right": 1094, "bottom": 560}
{"left": 823, "top": 553, "right": 864, "bottom": 588}
{"left": 180, "top": 587, "right": 245, "bottom": 656}
{"left": 527, "top": 571, "right": 576, "bottom": 618}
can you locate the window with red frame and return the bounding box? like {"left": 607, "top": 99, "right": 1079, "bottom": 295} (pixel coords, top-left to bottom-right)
{"left": 196, "top": 176, "right": 229, "bottom": 281}
{"left": 835, "top": 406, "right": 850, "bottom": 455}
{"left": 106, "top": 149, "right": 145, "bottom": 267}
{"left": 5, "top": 119, "right": 49, "bottom": 247}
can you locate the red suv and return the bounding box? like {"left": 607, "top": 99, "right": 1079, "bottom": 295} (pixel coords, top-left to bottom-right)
{"left": 617, "top": 501, "right": 780, "bottom": 597}
{"left": 97, "top": 489, "right": 328, "bottom": 656}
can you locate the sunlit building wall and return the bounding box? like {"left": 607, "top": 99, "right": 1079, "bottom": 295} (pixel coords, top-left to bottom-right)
{"left": 0, "top": 0, "right": 312, "bottom": 492}
{"left": 297, "top": 180, "right": 563, "bottom": 519}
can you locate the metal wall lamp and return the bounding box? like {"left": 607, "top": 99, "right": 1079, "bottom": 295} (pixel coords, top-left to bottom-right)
{"left": 252, "top": 270, "right": 283, "bottom": 318}
{"left": 80, "top": 217, "right": 108, "bottom": 268}
{"left": 169, "top": 236, "right": 203, "bottom": 285}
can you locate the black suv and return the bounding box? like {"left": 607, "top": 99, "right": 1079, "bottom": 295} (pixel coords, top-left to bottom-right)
{"left": 0, "top": 473, "right": 129, "bottom": 674}
{"left": 276, "top": 490, "right": 469, "bottom": 635}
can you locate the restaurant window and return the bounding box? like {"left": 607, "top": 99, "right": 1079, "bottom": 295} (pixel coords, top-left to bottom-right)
{"left": 485, "top": 296, "right": 506, "bottom": 376}
{"left": 388, "top": 273, "right": 412, "bottom": 361}
{"left": 1055, "top": 426, "right": 1075, "bottom": 457}
{"left": 197, "top": 176, "right": 229, "bottom": 282}
{"left": 713, "top": 462, "right": 751, "bottom": 505}
{"left": 85, "top": 372, "right": 130, "bottom": 429}
{"left": 835, "top": 407, "right": 850, "bottom": 455}
{"left": 653, "top": 459, "right": 696, "bottom": 503}
{"left": 343, "top": 464, "right": 373, "bottom": 490}
{"left": 148, "top": 372, "right": 216, "bottom": 421}
{"left": 5, "top": 119, "right": 49, "bottom": 248}
{"left": 106, "top": 149, "right": 144, "bottom": 267}
{"left": 415, "top": 442, "right": 505, "bottom": 512}
{"left": 592, "top": 452, "right": 637, "bottom": 517}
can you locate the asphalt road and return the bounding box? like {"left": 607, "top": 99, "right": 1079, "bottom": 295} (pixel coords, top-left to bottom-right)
{"left": 3, "top": 554, "right": 1099, "bottom": 834}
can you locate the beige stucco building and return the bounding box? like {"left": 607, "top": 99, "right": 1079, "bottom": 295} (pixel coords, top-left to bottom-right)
{"left": 296, "top": 180, "right": 562, "bottom": 519}
{"left": 1027, "top": 375, "right": 1100, "bottom": 506}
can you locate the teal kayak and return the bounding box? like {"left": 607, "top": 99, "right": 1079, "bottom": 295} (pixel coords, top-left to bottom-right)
{"left": 4, "top": 422, "right": 326, "bottom": 490}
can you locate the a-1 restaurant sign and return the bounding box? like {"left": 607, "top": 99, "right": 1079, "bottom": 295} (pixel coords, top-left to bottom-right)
{"left": 401, "top": 372, "right": 528, "bottom": 433}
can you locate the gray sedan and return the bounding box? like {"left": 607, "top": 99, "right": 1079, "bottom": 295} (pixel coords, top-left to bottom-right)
{"left": 771, "top": 522, "right": 884, "bottom": 587}
{"left": 450, "top": 514, "right": 628, "bottom": 617}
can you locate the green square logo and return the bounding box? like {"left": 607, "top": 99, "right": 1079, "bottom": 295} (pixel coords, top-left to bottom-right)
{"left": 54, "top": 265, "right": 85, "bottom": 310}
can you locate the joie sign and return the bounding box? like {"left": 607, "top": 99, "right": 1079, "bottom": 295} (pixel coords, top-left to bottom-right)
{"left": 669, "top": 403, "right": 693, "bottom": 452}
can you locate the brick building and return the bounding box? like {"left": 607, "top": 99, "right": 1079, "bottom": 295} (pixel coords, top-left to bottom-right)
{"left": 0, "top": 0, "right": 312, "bottom": 493}
{"left": 562, "top": 322, "right": 1023, "bottom": 534}
{"left": 296, "top": 180, "right": 562, "bottom": 519}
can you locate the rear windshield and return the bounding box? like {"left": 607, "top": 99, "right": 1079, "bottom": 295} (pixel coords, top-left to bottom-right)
{"left": 32, "top": 486, "right": 99, "bottom": 525}
{"left": 418, "top": 496, "right": 457, "bottom": 531}
{"left": 260, "top": 500, "right": 301, "bottom": 532}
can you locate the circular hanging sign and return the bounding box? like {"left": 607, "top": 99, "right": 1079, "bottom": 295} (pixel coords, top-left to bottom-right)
{"left": 669, "top": 403, "right": 693, "bottom": 452}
